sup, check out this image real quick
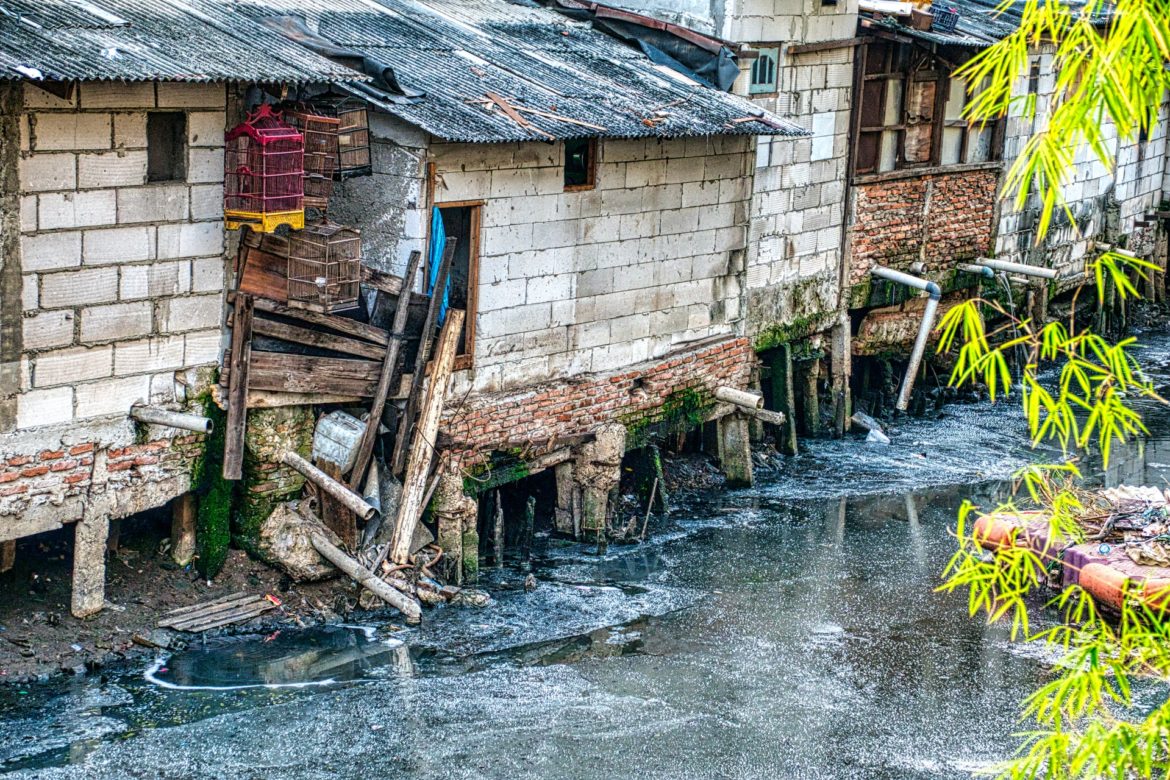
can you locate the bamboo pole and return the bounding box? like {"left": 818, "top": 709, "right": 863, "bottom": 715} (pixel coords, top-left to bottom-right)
{"left": 281, "top": 451, "right": 377, "bottom": 522}
{"left": 388, "top": 309, "right": 464, "bottom": 565}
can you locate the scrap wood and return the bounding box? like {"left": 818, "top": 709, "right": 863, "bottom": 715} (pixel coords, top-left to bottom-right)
{"left": 222, "top": 293, "right": 254, "bottom": 481}
{"left": 228, "top": 292, "right": 390, "bottom": 348}
{"left": 483, "top": 91, "right": 556, "bottom": 140}
{"left": 308, "top": 527, "right": 421, "bottom": 623}
{"left": 391, "top": 240, "right": 457, "bottom": 476}
{"left": 223, "top": 351, "right": 383, "bottom": 398}
{"left": 349, "top": 250, "right": 425, "bottom": 491}
{"left": 388, "top": 310, "right": 466, "bottom": 565}
{"left": 158, "top": 592, "right": 277, "bottom": 632}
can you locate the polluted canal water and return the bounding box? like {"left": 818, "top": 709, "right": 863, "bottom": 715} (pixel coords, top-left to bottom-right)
{"left": 6, "top": 335, "right": 1170, "bottom": 779}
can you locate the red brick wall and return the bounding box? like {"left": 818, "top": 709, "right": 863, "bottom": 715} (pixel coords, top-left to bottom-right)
{"left": 0, "top": 436, "right": 204, "bottom": 514}
{"left": 442, "top": 336, "right": 753, "bottom": 468}
{"left": 850, "top": 168, "right": 998, "bottom": 285}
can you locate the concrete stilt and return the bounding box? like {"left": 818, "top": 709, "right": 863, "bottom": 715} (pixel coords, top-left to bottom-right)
{"left": 72, "top": 514, "right": 110, "bottom": 618}
{"left": 432, "top": 472, "right": 477, "bottom": 585}
{"left": 830, "top": 319, "right": 851, "bottom": 438}
{"left": 718, "top": 412, "right": 753, "bottom": 487}
{"left": 769, "top": 344, "right": 799, "bottom": 455}
{"left": 554, "top": 462, "right": 576, "bottom": 536}
{"left": 573, "top": 424, "right": 626, "bottom": 536}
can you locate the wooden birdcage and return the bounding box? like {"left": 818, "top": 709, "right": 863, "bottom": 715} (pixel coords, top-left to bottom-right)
{"left": 286, "top": 222, "right": 361, "bottom": 313}
{"left": 224, "top": 104, "right": 305, "bottom": 233}
{"left": 309, "top": 95, "right": 372, "bottom": 177}
{"left": 285, "top": 108, "right": 339, "bottom": 212}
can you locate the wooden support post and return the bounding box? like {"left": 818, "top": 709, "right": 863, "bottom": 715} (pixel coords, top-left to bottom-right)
{"left": 389, "top": 309, "right": 465, "bottom": 565}
{"left": 72, "top": 514, "right": 109, "bottom": 618}
{"left": 649, "top": 443, "right": 669, "bottom": 514}
{"left": 0, "top": 540, "right": 15, "bottom": 574}
{"left": 171, "top": 493, "right": 197, "bottom": 567}
{"left": 830, "top": 319, "right": 850, "bottom": 438}
{"left": 319, "top": 460, "right": 358, "bottom": 549}
{"left": 554, "top": 462, "right": 576, "bottom": 536}
{"left": 223, "top": 293, "right": 254, "bottom": 480}
{"left": 348, "top": 250, "right": 424, "bottom": 491}
{"left": 523, "top": 495, "right": 535, "bottom": 565}
{"left": 391, "top": 240, "right": 457, "bottom": 477}
{"left": 802, "top": 358, "right": 821, "bottom": 437}
{"left": 493, "top": 490, "right": 505, "bottom": 567}
{"left": 105, "top": 518, "right": 121, "bottom": 553}
{"left": 769, "top": 344, "right": 799, "bottom": 456}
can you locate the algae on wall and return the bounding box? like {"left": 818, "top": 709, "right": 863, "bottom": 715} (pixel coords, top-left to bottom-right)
{"left": 236, "top": 406, "right": 314, "bottom": 558}
{"left": 193, "top": 398, "right": 232, "bottom": 578}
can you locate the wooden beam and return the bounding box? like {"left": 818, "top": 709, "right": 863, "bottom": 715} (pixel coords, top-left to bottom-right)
{"left": 171, "top": 493, "right": 197, "bottom": 567}
{"left": 250, "top": 314, "right": 386, "bottom": 361}
{"left": 787, "top": 36, "right": 868, "bottom": 55}
{"left": 235, "top": 294, "right": 389, "bottom": 347}
{"left": 223, "top": 293, "right": 254, "bottom": 481}
{"left": 391, "top": 240, "right": 456, "bottom": 477}
{"left": 360, "top": 265, "right": 404, "bottom": 296}
{"left": 245, "top": 352, "right": 382, "bottom": 397}
{"left": 388, "top": 309, "right": 465, "bottom": 565}
{"left": 0, "top": 540, "right": 14, "bottom": 574}
{"left": 246, "top": 390, "right": 365, "bottom": 409}
{"left": 349, "top": 250, "right": 424, "bottom": 491}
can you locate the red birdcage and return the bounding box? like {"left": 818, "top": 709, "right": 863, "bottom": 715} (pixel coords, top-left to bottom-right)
{"left": 285, "top": 108, "right": 339, "bottom": 212}
{"left": 224, "top": 104, "right": 305, "bottom": 233}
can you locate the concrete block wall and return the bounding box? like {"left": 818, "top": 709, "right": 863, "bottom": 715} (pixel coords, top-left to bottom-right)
{"left": 610, "top": 0, "right": 858, "bottom": 43}
{"left": 1, "top": 81, "right": 225, "bottom": 529}
{"left": 430, "top": 135, "right": 754, "bottom": 396}
{"left": 16, "top": 82, "right": 227, "bottom": 430}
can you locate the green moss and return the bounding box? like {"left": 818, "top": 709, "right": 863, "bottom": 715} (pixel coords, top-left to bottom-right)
{"left": 462, "top": 453, "right": 530, "bottom": 496}
{"left": 623, "top": 387, "right": 711, "bottom": 450}
{"left": 194, "top": 396, "right": 232, "bottom": 579}
{"left": 753, "top": 311, "right": 836, "bottom": 353}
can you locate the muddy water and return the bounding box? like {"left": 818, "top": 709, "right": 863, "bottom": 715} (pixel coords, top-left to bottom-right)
{"left": 4, "top": 332, "right": 1170, "bottom": 779}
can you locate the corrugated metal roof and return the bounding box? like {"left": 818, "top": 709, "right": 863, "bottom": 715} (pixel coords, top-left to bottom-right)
{"left": 862, "top": 0, "right": 1101, "bottom": 49}
{"left": 235, "top": 0, "right": 806, "bottom": 142}
{"left": 0, "top": 0, "right": 365, "bottom": 83}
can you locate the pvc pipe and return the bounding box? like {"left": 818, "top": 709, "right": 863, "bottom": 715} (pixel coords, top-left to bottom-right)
{"left": 130, "top": 404, "right": 213, "bottom": 434}
{"left": 976, "top": 258, "right": 1059, "bottom": 280}
{"left": 714, "top": 386, "right": 765, "bottom": 410}
{"left": 956, "top": 263, "right": 995, "bottom": 279}
{"left": 869, "top": 266, "right": 942, "bottom": 412}
{"left": 281, "top": 451, "right": 377, "bottom": 522}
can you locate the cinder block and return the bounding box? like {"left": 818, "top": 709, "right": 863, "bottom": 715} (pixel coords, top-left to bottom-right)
{"left": 80, "top": 301, "right": 153, "bottom": 343}
{"left": 38, "top": 190, "right": 117, "bottom": 230}
{"left": 80, "top": 82, "right": 155, "bottom": 110}
{"left": 188, "top": 184, "right": 223, "bottom": 221}
{"left": 21, "top": 231, "right": 81, "bottom": 272}
{"left": 119, "top": 260, "right": 188, "bottom": 300}
{"left": 156, "top": 221, "right": 224, "bottom": 259}
{"left": 159, "top": 294, "right": 222, "bottom": 332}
{"left": 75, "top": 375, "right": 150, "bottom": 418}
{"left": 186, "top": 148, "right": 224, "bottom": 184}
{"left": 78, "top": 150, "right": 148, "bottom": 188}
{"left": 190, "top": 256, "right": 225, "bottom": 292}
{"left": 22, "top": 310, "right": 74, "bottom": 350}
{"left": 20, "top": 195, "right": 37, "bottom": 232}
{"left": 477, "top": 278, "right": 528, "bottom": 311}
{"left": 114, "top": 335, "right": 185, "bottom": 375}
{"left": 156, "top": 83, "right": 225, "bottom": 109}
{"left": 19, "top": 153, "right": 77, "bottom": 193}
{"left": 184, "top": 329, "right": 222, "bottom": 365}
{"left": 16, "top": 387, "right": 73, "bottom": 429}
{"left": 22, "top": 275, "right": 37, "bottom": 311}
{"left": 117, "top": 184, "right": 189, "bottom": 223}
{"left": 32, "top": 113, "right": 111, "bottom": 151}
{"left": 186, "top": 112, "right": 225, "bottom": 147}
{"left": 40, "top": 266, "right": 118, "bottom": 308}
{"left": 82, "top": 226, "right": 154, "bottom": 264}
{"left": 33, "top": 345, "right": 113, "bottom": 387}
{"left": 526, "top": 273, "right": 573, "bottom": 304}
{"left": 23, "top": 84, "right": 75, "bottom": 110}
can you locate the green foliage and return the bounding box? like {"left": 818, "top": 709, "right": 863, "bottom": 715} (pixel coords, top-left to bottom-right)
{"left": 936, "top": 249, "right": 1170, "bottom": 777}
{"left": 957, "top": 0, "right": 1170, "bottom": 238}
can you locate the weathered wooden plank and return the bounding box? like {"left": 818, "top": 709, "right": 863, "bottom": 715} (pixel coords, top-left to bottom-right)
{"left": 161, "top": 591, "right": 249, "bottom": 618}
{"left": 238, "top": 245, "right": 289, "bottom": 303}
{"left": 171, "top": 493, "right": 197, "bottom": 567}
{"left": 172, "top": 600, "right": 276, "bottom": 633}
{"left": 348, "top": 250, "right": 424, "bottom": 491}
{"left": 389, "top": 309, "right": 464, "bottom": 565}
{"left": 223, "top": 293, "right": 254, "bottom": 481}
{"left": 360, "top": 265, "right": 404, "bottom": 296}
{"left": 251, "top": 296, "right": 389, "bottom": 347}
{"left": 251, "top": 314, "right": 386, "bottom": 360}
{"left": 318, "top": 460, "right": 357, "bottom": 548}
{"left": 246, "top": 390, "right": 365, "bottom": 409}
{"left": 0, "top": 540, "right": 14, "bottom": 573}
{"left": 246, "top": 352, "right": 381, "bottom": 397}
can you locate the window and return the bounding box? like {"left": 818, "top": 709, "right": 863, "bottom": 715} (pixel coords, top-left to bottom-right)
{"left": 564, "top": 138, "right": 596, "bottom": 191}
{"left": 435, "top": 202, "right": 480, "bottom": 367}
{"left": 750, "top": 46, "right": 780, "bottom": 95}
{"left": 854, "top": 41, "right": 1003, "bottom": 176}
{"left": 147, "top": 112, "right": 187, "bottom": 183}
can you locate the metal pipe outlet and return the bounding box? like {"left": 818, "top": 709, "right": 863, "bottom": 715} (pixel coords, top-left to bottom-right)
{"left": 870, "top": 266, "right": 942, "bottom": 412}
{"left": 976, "top": 258, "right": 1059, "bottom": 280}
{"left": 130, "top": 404, "right": 213, "bottom": 434}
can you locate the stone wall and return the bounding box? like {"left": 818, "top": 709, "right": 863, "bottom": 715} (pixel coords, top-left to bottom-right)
{"left": 849, "top": 167, "right": 999, "bottom": 285}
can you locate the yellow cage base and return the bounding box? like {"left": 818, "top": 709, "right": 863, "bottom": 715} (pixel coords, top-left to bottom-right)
{"left": 225, "top": 209, "right": 305, "bottom": 233}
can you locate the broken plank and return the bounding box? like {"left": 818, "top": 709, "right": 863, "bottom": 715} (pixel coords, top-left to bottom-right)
{"left": 158, "top": 593, "right": 259, "bottom": 627}
{"left": 223, "top": 293, "right": 254, "bottom": 481}
{"left": 246, "top": 390, "right": 365, "bottom": 409}
{"left": 251, "top": 296, "right": 388, "bottom": 347}
{"left": 160, "top": 590, "right": 248, "bottom": 617}
{"left": 361, "top": 265, "right": 404, "bottom": 296}
{"left": 349, "top": 250, "right": 424, "bottom": 491}
{"left": 251, "top": 314, "right": 386, "bottom": 361}
{"left": 174, "top": 601, "right": 277, "bottom": 633}
{"left": 238, "top": 245, "right": 289, "bottom": 303}
{"left": 246, "top": 352, "right": 381, "bottom": 398}
{"left": 389, "top": 309, "right": 465, "bottom": 565}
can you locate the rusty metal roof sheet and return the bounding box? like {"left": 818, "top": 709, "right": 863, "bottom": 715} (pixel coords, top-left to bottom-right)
{"left": 861, "top": 0, "right": 1102, "bottom": 49}
{"left": 0, "top": 0, "right": 365, "bottom": 83}
{"left": 236, "top": 0, "right": 805, "bottom": 142}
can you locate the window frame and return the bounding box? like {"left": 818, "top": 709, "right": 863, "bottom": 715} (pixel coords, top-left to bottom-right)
{"left": 852, "top": 39, "right": 1005, "bottom": 179}
{"left": 432, "top": 199, "right": 482, "bottom": 371}
{"left": 563, "top": 138, "right": 598, "bottom": 192}
{"left": 146, "top": 111, "right": 188, "bottom": 183}
{"left": 749, "top": 45, "right": 782, "bottom": 96}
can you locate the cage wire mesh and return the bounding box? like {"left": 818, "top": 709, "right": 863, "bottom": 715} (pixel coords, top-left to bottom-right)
{"left": 285, "top": 108, "right": 340, "bottom": 212}
{"left": 223, "top": 104, "right": 305, "bottom": 232}
{"left": 286, "top": 222, "right": 362, "bottom": 313}
{"left": 308, "top": 95, "right": 372, "bottom": 177}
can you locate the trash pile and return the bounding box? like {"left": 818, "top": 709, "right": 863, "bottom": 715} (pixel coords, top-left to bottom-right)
{"left": 1089, "top": 486, "right": 1170, "bottom": 567}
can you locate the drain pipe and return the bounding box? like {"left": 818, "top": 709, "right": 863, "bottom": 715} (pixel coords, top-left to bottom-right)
{"left": 975, "top": 258, "right": 1059, "bottom": 280}
{"left": 870, "top": 266, "right": 942, "bottom": 412}
{"left": 956, "top": 263, "right": 995, "bottom": 279}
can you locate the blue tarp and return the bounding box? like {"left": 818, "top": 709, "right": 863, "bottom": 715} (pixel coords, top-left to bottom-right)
{"left": 428, "top": 207, "right": 450, "bottom": 326}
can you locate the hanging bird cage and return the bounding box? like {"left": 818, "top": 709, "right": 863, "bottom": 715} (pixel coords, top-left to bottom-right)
{"left": 223, "top": 104, "right": 305, "bottom": 233}
{"left": 286, "top": 222, "right": 362, "bottom": 313}
{"left": 309, "top": 95, "right": 372, "bottom": 177}
{"left": 285, "top": 108, "right": 340, "bottom": 212}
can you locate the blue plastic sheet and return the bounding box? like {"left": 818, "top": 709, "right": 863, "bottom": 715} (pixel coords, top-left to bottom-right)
{"left": 428, "top": 207, "right": 450, "bottom": 326}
